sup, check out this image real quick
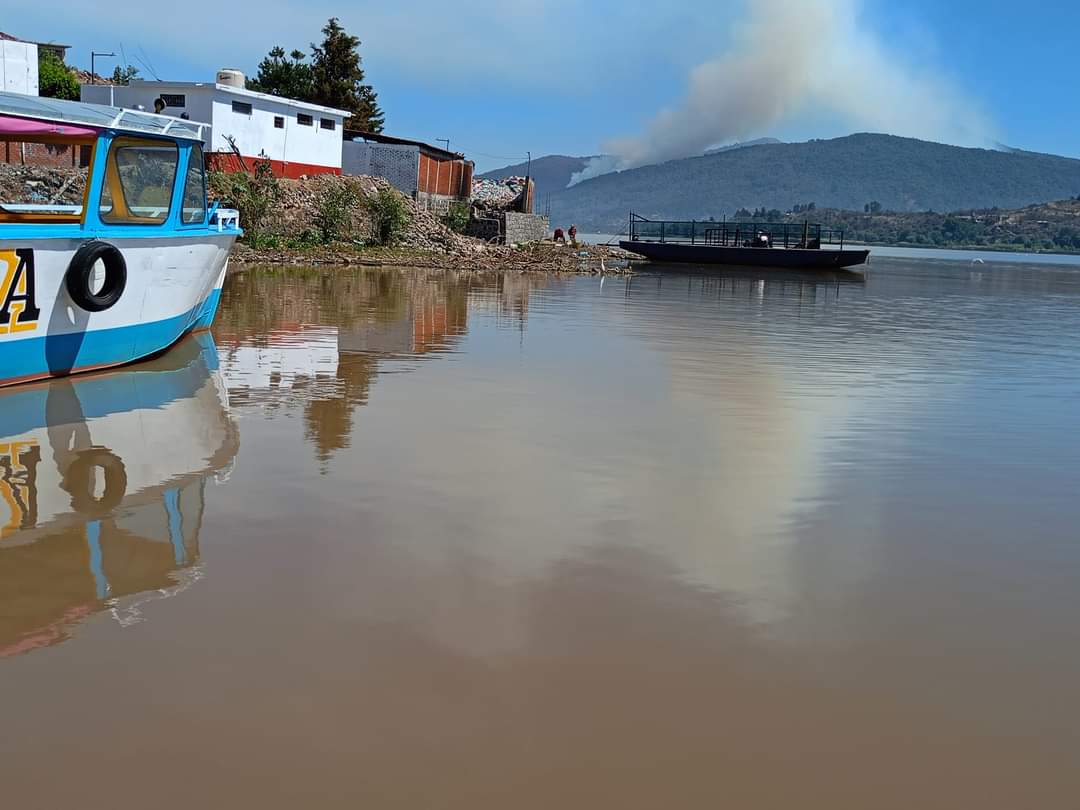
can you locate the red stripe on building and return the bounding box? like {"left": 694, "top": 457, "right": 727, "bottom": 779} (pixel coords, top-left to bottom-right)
{"left": 205, "top": 152, "right": 340, "bottom": 179}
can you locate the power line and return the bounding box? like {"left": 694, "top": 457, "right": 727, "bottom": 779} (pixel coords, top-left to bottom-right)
{"left": 451, "top": 144, "right": 531, "bottom": 162}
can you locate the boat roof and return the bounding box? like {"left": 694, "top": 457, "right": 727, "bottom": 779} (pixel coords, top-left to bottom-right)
{"left": 0, "top": 90, "right": 207, "bottom": 142}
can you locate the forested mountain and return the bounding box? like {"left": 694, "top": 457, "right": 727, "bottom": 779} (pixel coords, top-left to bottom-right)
{"left": 532, "top": 134, "right": 1080, "bottom": 232}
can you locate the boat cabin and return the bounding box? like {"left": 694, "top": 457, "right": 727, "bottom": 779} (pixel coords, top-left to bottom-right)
{"left": 0, "top": 91, "right": 238, "bottom": 235}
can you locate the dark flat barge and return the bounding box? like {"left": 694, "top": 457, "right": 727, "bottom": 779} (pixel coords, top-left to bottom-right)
{"left": 619, "top": 214, "right": 870, "bottom": 270}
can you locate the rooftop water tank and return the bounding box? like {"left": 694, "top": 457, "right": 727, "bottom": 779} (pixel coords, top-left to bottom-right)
{"left": 216, "top": 68, "right": 245, "bottom": 88}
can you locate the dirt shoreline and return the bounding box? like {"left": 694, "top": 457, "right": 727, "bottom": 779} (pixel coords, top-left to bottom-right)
{"left": 228, "top": 240, "right": 640, "bottom": 274}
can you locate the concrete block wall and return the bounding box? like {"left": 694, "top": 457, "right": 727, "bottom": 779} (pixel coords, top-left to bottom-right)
{"left": 466, "top": 216, "right": 502, "bottom": 242}
{"left": 342, "top": 141, "right": 419, "bottom": 196}
{"left": 503, "top": 212, "right": 550, "bottom": 244}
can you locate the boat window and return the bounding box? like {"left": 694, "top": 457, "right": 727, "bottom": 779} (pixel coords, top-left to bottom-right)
{"left": 181, "top": 144, "right": 207, "bottom": 225}
{"left": 0, "top": 141, "right": 92, "bottom": 224}
{"left": 100, "top": 137, "right": 179, "bottom": 225}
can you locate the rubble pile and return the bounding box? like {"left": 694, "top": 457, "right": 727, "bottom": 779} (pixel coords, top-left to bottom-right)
{"left": 0, "top": 164, "right": 86, "bottom": 205}
{"left": 266, "top": 173, "right": 475, "bottom": 253}
{"left": 266, "top": 173, "right": 385, "bottom": 239}
{"left": 471, "top": 176, "right": 527, "bottom": 211}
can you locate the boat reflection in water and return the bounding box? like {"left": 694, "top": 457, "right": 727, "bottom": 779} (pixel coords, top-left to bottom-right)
{"left": 0, "top": 333, "right": 239, "bottom": 658}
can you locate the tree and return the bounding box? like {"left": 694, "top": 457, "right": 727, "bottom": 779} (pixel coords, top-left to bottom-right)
{"left": 247, "top": 46, "right": 314, "bottom": 100}
{"left": 865, "top": 200, "right": 882, "bottom": 214}
{"left": 110, "top": 64, "right": 140, "bottom": 85}
{"left": 309, "top": 18, "right": 384, "bottom": 132}
{"left": 38, "top": 52, "right": 79, "bottom": 100}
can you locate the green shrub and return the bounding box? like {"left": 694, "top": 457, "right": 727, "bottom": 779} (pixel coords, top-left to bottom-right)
{"left": 314, "top": 183, "right": 358, "bottom": 243}
{"left": 443, "top": 201, "right": 470, "bottom": 233}
{"left": 38, "top": 53, "right": 79, "bottom": 100}
{"left": 208, "top": 158, "right": 281, "bottom": 240}
{"left": 365, "top": 188, "right": 410, "bottom": 245}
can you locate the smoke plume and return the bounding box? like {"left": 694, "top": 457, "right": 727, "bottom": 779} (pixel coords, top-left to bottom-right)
{"left": 570, "top": 0, "right": 992, "bottom": 186}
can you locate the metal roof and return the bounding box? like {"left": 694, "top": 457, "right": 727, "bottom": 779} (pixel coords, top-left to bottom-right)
{"left": 0, "top": 31, "right": 71, "bottom": 49}
{"left": 346, "top": 129, "right": 467, "bottom": 162}
{"left": 0, "top": 90, "right": 207, "bottom": 141}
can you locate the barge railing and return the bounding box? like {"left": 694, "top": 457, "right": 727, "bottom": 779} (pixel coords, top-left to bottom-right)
{"left": 628, "top": 213, "right": 846, "bottom": 251}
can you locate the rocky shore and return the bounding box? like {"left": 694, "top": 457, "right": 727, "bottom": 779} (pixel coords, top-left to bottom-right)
{"left": 214, "top": 172, "right": 637, "bottom": 274}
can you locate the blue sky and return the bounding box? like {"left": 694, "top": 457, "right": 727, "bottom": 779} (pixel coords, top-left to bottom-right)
{"left": 6, "top": 0, "right": 1078, "bottom": 172}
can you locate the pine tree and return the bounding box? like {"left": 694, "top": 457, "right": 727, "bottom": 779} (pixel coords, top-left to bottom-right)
{"left": 309, "top": 18, "right": 384, "bottom": 132}
{"left": 247, "top": 46, "right": 314, "bottom": 101}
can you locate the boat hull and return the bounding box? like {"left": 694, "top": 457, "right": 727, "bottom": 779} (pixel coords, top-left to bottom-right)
{"left": 0, "top": 235, "right": 233, "bottom": 387}
{"left": 619, "top": 240, "right": 870, "bottom": 269}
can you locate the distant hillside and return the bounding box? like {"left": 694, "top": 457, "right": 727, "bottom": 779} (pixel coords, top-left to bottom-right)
{"left": 479, "top": 155, "right": 599, "bottom": 201}
{"left": 546, "top": 134, "right": 1080, "bottom": 232}
{"left": 712, "top": 198, "right": 1080, "bottom": 253}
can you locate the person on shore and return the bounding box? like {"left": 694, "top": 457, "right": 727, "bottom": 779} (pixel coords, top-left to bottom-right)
{"left": 554, "top": 227, "right": 566, "bottom": 244}
{"left": 568, "top": 224, "right": 578, "bottom": 245}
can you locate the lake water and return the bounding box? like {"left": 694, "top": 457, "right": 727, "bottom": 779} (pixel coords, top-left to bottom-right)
{"left": 3, "top": 257, "right": 1080, "bottom": 808}
{"left": 583, "top": 232, "right": 1080, "bottom": 266}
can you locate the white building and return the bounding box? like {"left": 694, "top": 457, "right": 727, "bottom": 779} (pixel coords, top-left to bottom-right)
{"left": 0, "top": 38, "right": 39, "bottom": 96}
{"left": 81, "top": 71, "right": 349, "bottom": 177}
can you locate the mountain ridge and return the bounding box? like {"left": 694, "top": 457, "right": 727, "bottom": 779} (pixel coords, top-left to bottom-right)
{"left": 495, "top": 134, "right": 1080, "bottom": 232}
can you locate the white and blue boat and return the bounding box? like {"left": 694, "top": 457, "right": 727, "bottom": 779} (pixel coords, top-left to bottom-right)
{"left": 0, "top": 91, "right": 240, "bottom": 387}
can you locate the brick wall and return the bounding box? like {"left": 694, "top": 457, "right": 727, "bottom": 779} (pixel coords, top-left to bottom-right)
{"left": 1, "top": 142, "right": 91, "bottom": 168}
{"left": 418, "top": 153, "right": 472, "bottom": 199}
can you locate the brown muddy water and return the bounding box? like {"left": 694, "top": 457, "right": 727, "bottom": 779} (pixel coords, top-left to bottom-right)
{"left": 2, "top": 259, "right": 1080, "bottom": 808}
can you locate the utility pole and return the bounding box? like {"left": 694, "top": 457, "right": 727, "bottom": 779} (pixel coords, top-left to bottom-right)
{"left": 525, "top": 151, "right": 533, "bottom": 215}
{"left": 91, "top": 51, "right": 115, "bottom": 85}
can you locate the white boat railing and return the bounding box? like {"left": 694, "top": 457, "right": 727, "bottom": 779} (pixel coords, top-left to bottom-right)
{"left": 211, "top": 208, "right": 241, "bottom": 232}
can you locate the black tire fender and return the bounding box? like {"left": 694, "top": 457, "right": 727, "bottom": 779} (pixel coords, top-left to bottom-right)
{"left": 65, "top": 241, "right": 127, "bottom": 313}
{"left": 63, "top": 449, "right": 128, "bottom": 517}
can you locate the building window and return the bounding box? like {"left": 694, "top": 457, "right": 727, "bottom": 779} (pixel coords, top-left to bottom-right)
{"left": 181, "top": 145, "right": 207, "bottom": 225}
{"left": 297, "top": 113, "right": 313, "bottom": 127}
{"left": 161, "top": 94, "right": 186, "bottom": 108}
{"left": 232, "top": 101, "right": 253, "bottom": 115}
{"left": 274, "top": 116, "right": 285, "bottom": 129}
{"left": 100, "top": 138, "right": 179, "bottom": 225}
{"left": 320, "top": 118, "right": 335, "bottom": 131}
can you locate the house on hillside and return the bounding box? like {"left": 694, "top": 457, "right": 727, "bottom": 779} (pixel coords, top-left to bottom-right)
{"left": 81, "top": 70, "right": 348, "bottom": 178}
{"left": 343, "top": 131, "right": 474, "bottom": 213}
